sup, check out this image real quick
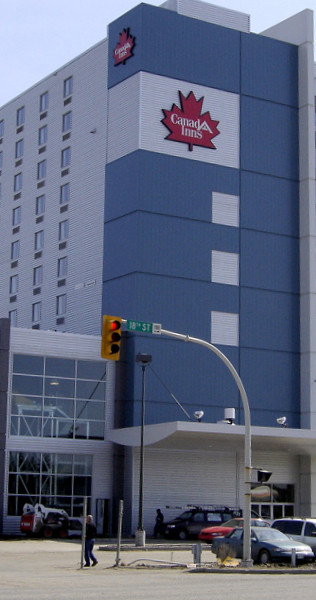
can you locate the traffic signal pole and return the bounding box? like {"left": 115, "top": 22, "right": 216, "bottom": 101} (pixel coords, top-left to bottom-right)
{"left": 121, "top": 319, "right": 253, "bottom": 567}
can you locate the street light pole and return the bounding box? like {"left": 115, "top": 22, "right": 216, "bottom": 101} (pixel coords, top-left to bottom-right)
{"left": 135, "top": 353, "right": 152, "bottom": 547}
{"left": 157, "top": 328, "right": 253, "bottom": 567}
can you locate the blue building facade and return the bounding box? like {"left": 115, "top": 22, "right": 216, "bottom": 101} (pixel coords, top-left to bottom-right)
{"left": 103, "top": 2, "right": 301, "bottom": 429}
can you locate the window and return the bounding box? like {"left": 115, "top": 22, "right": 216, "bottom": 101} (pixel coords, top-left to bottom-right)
{"left": 16, "top": 106, "right": 25, "bottom": 127}
{"left": 61, "top": 147, "right": 71, "bottom": 168}
{"left": 10, "top": 275, "right": 18, "bottom": 294}
{"left": 63, "top": 76, "right": 73, "bottom": 98}
{"left": 58, "top": 257, "right": 68, "bottom": 278}
{"left": 32, "top": 302, "right": 41, "bottom": 322}
{"left": 37, "top": 160, "right": 46, "bottom": 180}
{"left": 59, "top": 220, "right": 69, "bottom": 241}
{"left": 14, "top": 173, "right": 22, "bottom": 192}
{"left": 0, "top": 119, "right": 4, "bottom": 137}
{"left": 15, "top": 139, "right": 24, "bottom": 159}
{"left": 34, "top": 230, "right": 44, "bottom": 251}
{"left": 9, "top": 310, "right": 17, "bottom": 326}
{"left": 7, "top": 452, "right": 92, "bottom": 516}
{"left": 60, "top": 183, "right": 70, "bottom": 205}
{"left": 56, "top": 294, "right": 66, "bottom": 315}
{"left": 62, "top": 112, "right": 72, "bottom": 132}
{"left": 0, "top": 151, "right": 3, "bottom": 168}
{"left": 12, "top": 206, "right": 21, "bottom": 226}
{"left": 11, "top": 240, "right": 20, "bottom": 260}
{"left": 35, "top": 195, "right": 45, "bottom": 215}
{"left": 40, "top": 91, "right": 49, "bottom": 112}
{"left": 9, "top": 355, "right": 106, "bottom": 448}
{"left": 33, "top": 265, "right": 43, "bottom": 286}
{"left": 38, "top": 126, "right": 47, "bottom": 146}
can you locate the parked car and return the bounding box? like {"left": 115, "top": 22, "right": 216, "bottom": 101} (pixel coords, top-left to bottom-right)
{"left": 272, "top": 518, "right": 316, "bottom": 557}
{"left": 198, "top": 517, "right": 270, "bottom": 543}
{"left": 211, "top": 526, "right": 314, "bottom": 564}
{"left": 163, "top": 505, "right": 242, "bottom": 540}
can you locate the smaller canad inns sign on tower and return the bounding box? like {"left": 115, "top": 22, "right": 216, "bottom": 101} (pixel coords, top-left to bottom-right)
{"left": 113, "top": 28, "right": 136, "bottom": 66}
{"left": 162, "top": 91, "right": 220, "bottom": 151}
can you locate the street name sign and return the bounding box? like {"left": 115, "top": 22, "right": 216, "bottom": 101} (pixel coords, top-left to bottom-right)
{"left": 126, "top": 320, "right": 161, "bottom": 334}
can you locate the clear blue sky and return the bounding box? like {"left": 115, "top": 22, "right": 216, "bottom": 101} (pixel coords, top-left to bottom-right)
{"left": 0, "top": 0, "right": 314, "bottom": 107}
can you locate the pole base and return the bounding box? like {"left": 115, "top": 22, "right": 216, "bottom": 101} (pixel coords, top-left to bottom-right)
{"left": 241, "top": 559, "right": 254, "bottom": 568}
{"left": 135, "top": 529, "right": 146, "bottom": 547}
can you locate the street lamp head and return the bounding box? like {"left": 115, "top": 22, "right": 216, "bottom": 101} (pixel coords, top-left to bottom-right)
{"left": 136, "top": 353, "right": 152, "bottom": 365}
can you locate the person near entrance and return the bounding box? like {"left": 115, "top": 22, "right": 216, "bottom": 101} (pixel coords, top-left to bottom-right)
{"left": 153, "top": 508, "right": 164, "bottom": 538}
{"left": 84, "top": 515, "right": 98, "bottom": 567}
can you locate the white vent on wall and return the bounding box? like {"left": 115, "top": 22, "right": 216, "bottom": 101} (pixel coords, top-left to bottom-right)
{"left": 212, "top": 191, "right": 239, "bottom": 227}
{"left": 212, "top": 250, "right": 239, "bottom": 286}
{"left": 211, "top": 311, "right": 239, "bottom": 346}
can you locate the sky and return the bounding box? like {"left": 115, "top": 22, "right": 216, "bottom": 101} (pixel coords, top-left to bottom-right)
{"left": 0, "top": 0, "right": 314, "bottom": 107}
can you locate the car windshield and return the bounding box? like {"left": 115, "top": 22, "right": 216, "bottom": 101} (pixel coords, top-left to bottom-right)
{"left": 254, "top": 528, "right": 288, "bottom": 542}
{"left": 222, "top": 519, "right": 241, "bottom": 527}
{"left": 176, "top": 511, "right": 194, "bottom": 520}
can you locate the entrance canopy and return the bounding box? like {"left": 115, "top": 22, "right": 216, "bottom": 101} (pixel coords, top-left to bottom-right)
{"left": 108, "top": 421, "right": 316, "bottom": 456}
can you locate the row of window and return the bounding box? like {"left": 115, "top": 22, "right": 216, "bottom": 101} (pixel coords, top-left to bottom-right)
{"left": 11, "top": 220, "right": 69, "bottom": 259}
{"left": 10, "top": 257, "right": 67, "bottom": 294}
{"left": 9, "top": 294, "right": 67, "bottom": 326}
{"left": 0, "top": 77, "right": 73, "bottom": 139}
{"left": 12, "top": 149, "right": 71, "bottom": 190}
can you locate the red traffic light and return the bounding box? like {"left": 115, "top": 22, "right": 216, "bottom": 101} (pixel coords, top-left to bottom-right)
{"left": 101, "top": 316, "right": 122, "bottom": 360}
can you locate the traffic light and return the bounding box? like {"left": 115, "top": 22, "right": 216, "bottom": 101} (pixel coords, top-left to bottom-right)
{"left": 257, "top": 469, "right": 272, "bottom": 483}
{"left": 101, "top": 315, "right": 122, "bottom": 361}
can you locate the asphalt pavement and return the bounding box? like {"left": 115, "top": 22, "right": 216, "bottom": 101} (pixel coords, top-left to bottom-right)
{"left": 1, "top": 537, "right": 316, "bottom": 600}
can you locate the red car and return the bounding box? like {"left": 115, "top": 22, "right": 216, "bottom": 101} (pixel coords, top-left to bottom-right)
{"left": 198, "top": 517, "right": 270, "bottom": 543}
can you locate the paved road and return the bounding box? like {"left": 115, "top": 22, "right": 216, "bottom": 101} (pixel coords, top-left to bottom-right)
{"left": 1, "top": 538, "right": 316, "bottom": 600}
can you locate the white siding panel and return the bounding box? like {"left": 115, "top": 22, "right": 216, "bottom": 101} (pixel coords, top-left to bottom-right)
{"left": 211, "top": 311, "right": 239, "bottom": 346}
{"left": 108, "top": 72, "right": 239, "bottom": 168}
{"left": 106, "top": 75, "right": 140, "bottom": 164}
{"left": 212, "top": 191, "right": 239, "bottom": 227}
{"left": 0, "top": 39, "right": 108, "bottom": 336}
{"left": 128, "top": 448, "right": 300, "bottom": 535}
{"left": 212, "top": 250, "right": 239, "bottom": 286}
{"left": 161, "top": 0, "right": 250, "bottom": 32}
{"left": 131, "top": 448, "right": 239, "bottom": 533}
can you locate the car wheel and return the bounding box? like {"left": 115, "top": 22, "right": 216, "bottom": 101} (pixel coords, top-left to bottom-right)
{"left": 258, "top": 549, "right": 271, "bottom": 564}
{"left": 43, "top": 527, "right": 53, "bottom": 539}
{"left": 178, "top": 529, "right": 188, "bottom": 541}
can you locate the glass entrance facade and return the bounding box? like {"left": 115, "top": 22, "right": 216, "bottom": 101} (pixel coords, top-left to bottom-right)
{"left": 10, "top": 354, "right": 107, "bottom": 440}
{"left": 8, "top": 451, "right": 92, "bottom": 516}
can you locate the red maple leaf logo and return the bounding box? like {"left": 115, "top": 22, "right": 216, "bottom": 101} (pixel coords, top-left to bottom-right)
{"left": 113, "top": 28, "right": 135, "bottom": 66}
{"left": 162, "top": 91, "right": 220, "bottom": 151}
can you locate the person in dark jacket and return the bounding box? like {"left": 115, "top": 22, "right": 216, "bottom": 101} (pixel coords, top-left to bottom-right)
{"left": 153, "top": 508, "right": 164, "bottom": 538}
{"left": 84, "top": 515, "right": 98, "bottom": 567}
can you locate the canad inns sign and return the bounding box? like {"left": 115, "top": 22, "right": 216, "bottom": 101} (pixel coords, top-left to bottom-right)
{"left": 113, "top": 28, "right": 136, "bottom": 66}
{"left": 162, "top": 91, "right": 220, "bottom": 151}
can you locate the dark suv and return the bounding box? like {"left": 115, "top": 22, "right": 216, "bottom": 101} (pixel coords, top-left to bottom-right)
{"left": 163, "top": 505, "right": 242, "bottom": 540}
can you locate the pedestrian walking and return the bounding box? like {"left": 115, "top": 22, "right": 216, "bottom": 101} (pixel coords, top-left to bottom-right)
{"left": 153, "top": 508, "right": 164, "bottom": 538}
{"left": 84, "top": 515, "right": 98, "bottom": 567}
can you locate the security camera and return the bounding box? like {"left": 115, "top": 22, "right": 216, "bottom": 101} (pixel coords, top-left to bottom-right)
{"left": 194, "top": 411, "right": 204, "bottom": 422}
{"left": 224, "top": 408, "right": 235, "bottom": 424}
{"left": 276, "top": 416, "right": 287, "bottom": 428}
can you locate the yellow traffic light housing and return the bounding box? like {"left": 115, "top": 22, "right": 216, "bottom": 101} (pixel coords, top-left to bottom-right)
{"left": 101, "top": 315, "right": 122, "bottom": 360}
